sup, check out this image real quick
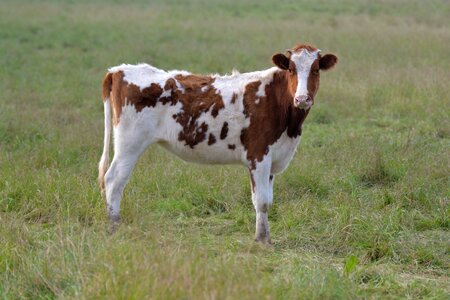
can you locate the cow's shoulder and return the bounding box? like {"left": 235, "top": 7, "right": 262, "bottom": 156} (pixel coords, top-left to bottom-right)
{"left": 239, "top": 68, "right": 307, "bottom": 167}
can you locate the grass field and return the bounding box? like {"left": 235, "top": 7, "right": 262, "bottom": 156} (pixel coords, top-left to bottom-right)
{"left": 1, "top": 0, "right": 449, "bottom": 299}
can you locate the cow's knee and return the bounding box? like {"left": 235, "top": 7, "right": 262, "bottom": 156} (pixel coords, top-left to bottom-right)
{"left": 252, "top": 189, "right": 273, "bottom": 213}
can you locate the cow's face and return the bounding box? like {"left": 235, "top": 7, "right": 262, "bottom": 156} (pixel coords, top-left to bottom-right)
{"left": 272, "top": 45, "right": 338, "bottom": 109}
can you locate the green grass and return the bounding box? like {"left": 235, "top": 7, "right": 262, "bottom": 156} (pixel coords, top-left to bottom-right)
{"left": 1, "top": 0, "right": 449, "bottom": 299}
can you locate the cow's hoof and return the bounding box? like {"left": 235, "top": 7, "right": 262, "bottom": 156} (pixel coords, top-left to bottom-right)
{"left": 255, "top": 236, "right": 272, "bottom": 246}
{"left": 108, "top": 215, "right": 121, "bottom": 234}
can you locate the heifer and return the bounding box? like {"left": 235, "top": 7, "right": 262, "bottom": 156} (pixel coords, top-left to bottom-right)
{"left": 98, "top": 44, "right": 337, "bottom": 244}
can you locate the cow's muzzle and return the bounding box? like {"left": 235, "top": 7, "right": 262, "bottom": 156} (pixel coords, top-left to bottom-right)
{"left": 294, "top": 95, "right": 313, "bottom": 109}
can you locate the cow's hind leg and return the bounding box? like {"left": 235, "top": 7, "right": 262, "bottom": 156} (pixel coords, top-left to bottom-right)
{"left": 104, "top": 129, "right": 154, "bottom": 232}
{"left": 249, "top": 158, "right": 273, "bottom": 245}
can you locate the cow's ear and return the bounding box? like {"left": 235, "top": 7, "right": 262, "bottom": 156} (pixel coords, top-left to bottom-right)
{"left": 319, "top": 54, "right": 338, "bottom": 71}
{"left": 272, "top": 53, "right": 290, "bottom": 70}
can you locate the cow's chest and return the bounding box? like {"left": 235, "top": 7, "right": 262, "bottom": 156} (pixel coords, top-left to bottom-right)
{"left": 269, "top": 131, "right": 301, "bottom": 174}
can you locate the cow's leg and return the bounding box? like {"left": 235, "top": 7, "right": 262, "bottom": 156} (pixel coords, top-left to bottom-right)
{"left": 104, "top": 129, "right": 153, "bottom": 232}
{"left": 249, "top": 158, "right": 273, "bottom": 245}
{"left": 269, "top": 174, "right": 274, "bottom": 199}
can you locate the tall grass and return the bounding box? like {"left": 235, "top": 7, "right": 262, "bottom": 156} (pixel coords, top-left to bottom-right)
{"left": 0, "top": 0, "right": 449, "bottom": 299}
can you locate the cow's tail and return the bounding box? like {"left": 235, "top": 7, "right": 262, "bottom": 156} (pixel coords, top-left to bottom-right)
{"left": 98, "top": 72, "right": 113, "bottom": 194}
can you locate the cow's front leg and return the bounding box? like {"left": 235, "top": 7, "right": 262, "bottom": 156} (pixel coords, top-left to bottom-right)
{"left": 249, "top": 158, "right": 273, "bottom": 245}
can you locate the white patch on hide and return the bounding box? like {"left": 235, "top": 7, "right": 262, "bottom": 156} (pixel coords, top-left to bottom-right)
{"left": 290, "top": 49, "right": 320, "bottom": 98}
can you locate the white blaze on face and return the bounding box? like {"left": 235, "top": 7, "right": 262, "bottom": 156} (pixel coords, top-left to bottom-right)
{"left": 290, "top": 49, "right": 321, "bottom": 100}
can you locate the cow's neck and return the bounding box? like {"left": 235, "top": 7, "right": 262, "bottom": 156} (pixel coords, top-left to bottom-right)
{"left": 271, "top": 70, "right": 309, "bottom": 138}
{"left": 286, "top": 104, "right": 309, "bottom": 138}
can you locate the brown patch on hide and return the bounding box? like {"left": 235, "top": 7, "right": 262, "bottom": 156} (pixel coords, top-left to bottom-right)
{"left": 208, "top": 133, "right": 216, "bottom": 145}
{"left": 220, "top": 122, "right": 229, "bottom": 140}
{"left": 109, "top": 71, "right": 163, "bottom": 125}
{"left": 231, "top": 92, "right": 238, "bottom": 104}
{"left": 102, "top": 72, "right": 112, "bottom": 102}
{"left": 164, "top": 78, "right": 177, "bottom": 90}
{"left": 228, "top": 144, "right": 236, "bottom": 150}
{"left": 174, "top": 74, "right": 214, "bottom": 89}
{"left": 160, "top": 78, "right": 178, "bottom": 105}
{"left": 177, "top": 121, "right": 208, "bottom": 149}
{"left": 170, "top": 74, "right": 225, "bottom": 148}
{"left": 134, "top": 83, "right": 164, "bottom": 110}
{"left": 242, "top": 81, "right": 261, "bottom": 118}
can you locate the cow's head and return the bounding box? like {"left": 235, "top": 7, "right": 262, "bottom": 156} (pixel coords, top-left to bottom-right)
{"left": 272, "top": 44, "right": 338, "bottom": 110}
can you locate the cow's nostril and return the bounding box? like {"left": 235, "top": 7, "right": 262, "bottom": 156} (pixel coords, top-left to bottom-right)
{"left": 294, "top": 95, "right": 313, "bottom": 108}
{"left": 295, "top": 96, "right": 309, "bottom": 102}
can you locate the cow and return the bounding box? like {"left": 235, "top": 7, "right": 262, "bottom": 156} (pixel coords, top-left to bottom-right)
{"left": 98, "top": 43, "right": 338, "bottom": 244}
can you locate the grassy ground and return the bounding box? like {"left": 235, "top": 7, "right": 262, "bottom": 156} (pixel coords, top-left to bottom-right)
{"left": 0, "top": 0, "right": 449, "bottom": 299}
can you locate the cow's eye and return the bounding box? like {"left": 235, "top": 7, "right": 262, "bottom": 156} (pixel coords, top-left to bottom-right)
{"left": 312, "top": 69, "right": 320, "bottom": 75}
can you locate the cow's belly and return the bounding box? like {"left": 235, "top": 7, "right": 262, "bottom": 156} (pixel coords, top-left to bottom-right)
{"left": 157, "top": 140, "right": 244, "bottom": 164}
{"left": 154, "top": 103, "right": 248, "bottom": 165}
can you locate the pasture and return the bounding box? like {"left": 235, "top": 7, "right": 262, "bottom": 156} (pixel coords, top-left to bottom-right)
{"left": 0, "top": 0, "right": 449, "bottom": 299}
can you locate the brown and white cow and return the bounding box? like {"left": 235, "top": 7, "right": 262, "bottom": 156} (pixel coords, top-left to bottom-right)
{"left": 98, "top": 44, "right": 337, "bottom": 244}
